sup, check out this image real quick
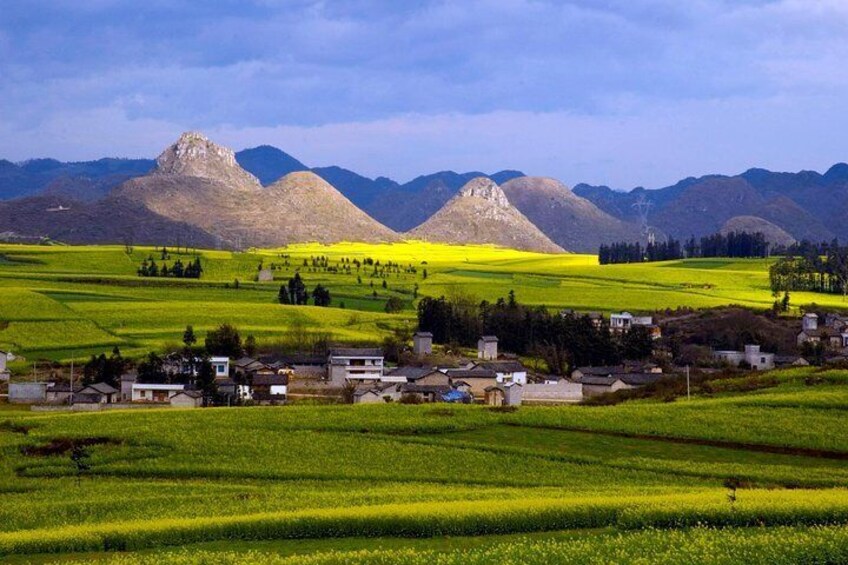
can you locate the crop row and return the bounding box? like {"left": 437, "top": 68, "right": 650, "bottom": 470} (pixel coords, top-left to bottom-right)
{"left": 3, "top": 490, "right": 848, "bottom": 556}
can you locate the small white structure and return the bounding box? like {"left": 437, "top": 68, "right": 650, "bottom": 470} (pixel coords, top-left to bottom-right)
{"left": 131, "top": 383, "right": 186, "bottom": 403}
{"left": 170, "top": 390, "right": 203, "bottom": 408}
{"left": 413, "top": 332, "right": 433, "bottom": 357}
{"left": 713, "top": 344, "right": 775, "bottom": 371}
{"left": 211, "top": 357, "right": 230, "bottom": 379}
{"left": 477, "top": 336, "right": 499, "bottom": 360}
{"left": 475, "top": 361, "right": 528, "bottom": 385}
{"left": 328, "top": 348, "right": 384, "bottom": 385}
{"left": 803, "top": 313, "right": 819, "bottom": 332}
{"left": 484, "top": 382, "right": 523, "bottom": 406}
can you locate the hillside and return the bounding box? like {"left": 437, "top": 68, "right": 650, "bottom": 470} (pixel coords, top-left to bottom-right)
{"left": 408, "top": 177, "right": 564, "bottom": 253}
{"left": 720, "top": 215, "right": 796, "bottom": 247}
{"left": 501, "top": 176, "right": 643, "bottom": 253}
{"left": 234, "top": 145, "right": 308, "bottom": 185}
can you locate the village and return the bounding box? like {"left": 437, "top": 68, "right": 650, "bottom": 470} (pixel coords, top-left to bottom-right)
{"left": 4, "top": 307, "right": 844, "bottom": 411}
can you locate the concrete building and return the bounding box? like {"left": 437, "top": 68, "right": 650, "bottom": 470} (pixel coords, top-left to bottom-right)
{"left": 170, "top": 390, "right": 203, "bottom": 408}
{"left": 9, "top": 382, "right": 49, "bottom": 404}
{"left": 120, "top": 371, "right": 137, "bottom": 402}
{"left": 211, "top": 357, "right": 230, "bottom": 379}
{"left": 477, "top": 336, "right": 499, "bottom": 360}
{"left": 484, "top": 382, "right": 523, "bottom": 406}
{"left": 413, "top": 332, "right": 433, "bottom": 357}
{"left": 713, "top": 344, "right": 775, "bottom": 371}
{"left": 522, "top": 378, "right": 583, "bottom": 404}
{"left": 474, "top": 360, "right": 528, "bottom": 385}
{"left": 328, "top": 348, "right": 384, "bottom": 385}
{"left": 131, "top": 383, "right": 186, "bottom": 403}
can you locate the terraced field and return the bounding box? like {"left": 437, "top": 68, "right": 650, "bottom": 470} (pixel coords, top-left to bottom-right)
{"left": 0, "top": 368, "right": 847, "bottom": 563}
{"left": 0, "top": 241, "right": 842, "bottom": 362}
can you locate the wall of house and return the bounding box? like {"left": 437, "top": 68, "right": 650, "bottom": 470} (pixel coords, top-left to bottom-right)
{"left": 8, "top": 383, "right": 47, "bottom": 404}
{"left": 523, "top": 381, "right": 582, "bottom": 404}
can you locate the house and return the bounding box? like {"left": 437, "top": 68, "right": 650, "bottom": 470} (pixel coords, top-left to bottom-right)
{"left": 120, "top": 371, "right": 137, "bottom": 401}
{"left": 774, "top": 355, "right": 810, "bottom": 367}
{"left": 131, "top": 383, "right": 186, "bottom": 403}
{"left": 477, "top": 336, "right": 498, "bottom": 360}
{"left": 445, "top": 368, "right": 498, "bottom": 397}
{"left": 609, "top": 312, "right": 661, "bottom": 338}
{"left": 170, "top": 390, "right": 203, "bottom": 408}
{"left": 522, "top": 378, "right": 583, "bottom": 405}
{"left": 579, "top": 376, "right": 631, "bottom": 396}
{"left": 78, "top": 382, "right": 118, "bottom": 404}
{"left": 413, "top": 332, "right": 433, "bottom": 357}
{"left": 398, "top": 383, "right": 452, "bottom": 403}
{"left": 484, "top": 382, "right": 523, "bottom": 406}
{"left": 384, "top": 366, "right": 449, "bottom": 385}
{"left": 713, "top": 344, "right": 775, "bottom": 371}
{"left": 571, "top": 364, "right": 662, "bottom": 381}
{"left": 251, "top": 373, "right": 289, "bottom": 404}
{"left": 45, "top": 383, "right": 77, "bottom": 404}
{"left": 353, "top": 382, "right": 401, "bottom": 404}
{"left": 474, "top": 360, "right": 527, "bottom": 385}
{"left": 8, "top": 382, "right": 49, "bottom": 404}
{"left": 328, "top": 348, "right": 384, "bottom": 385}
{"left": 0, "top": 350, "right": 7, "bottom": 374}
{"left": 279, "top": 354, "right": 327, "bottom": 379}
{"left": 211, "top": 357, "right": 230, "bottom": 379}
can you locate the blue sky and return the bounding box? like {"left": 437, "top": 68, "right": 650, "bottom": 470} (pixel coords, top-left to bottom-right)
{"left": 1, "top": 0, "right": 847, "bottom": 188}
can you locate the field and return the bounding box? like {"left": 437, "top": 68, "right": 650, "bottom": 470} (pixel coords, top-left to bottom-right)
{"left": 1, "top": 241, "right": 845, "bottom": 363}
{"left": 1, "top": 367, "right": 847, "bottom": 563}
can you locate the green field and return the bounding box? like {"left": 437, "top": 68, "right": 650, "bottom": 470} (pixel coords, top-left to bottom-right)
{"left": 1, "top": 367, "right": 847, "bottom": 563}
{"left": 1, "top": 241, "right": 843, "bottom": 362}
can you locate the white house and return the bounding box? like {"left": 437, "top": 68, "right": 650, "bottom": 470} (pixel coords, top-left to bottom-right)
{"left": 131, "top": 383, "right": 186, "bottom": 403}
{"left": 475, "top": 361, "right": 528, "bottom": 385}
{"left": 713, "top": 344, "right": 775, "bottom": 371}
{"left": 328, "top": 348, "right": 384, "bottom": 385}
{"left": 211, "top": 357, "right": 230, "bottom": 379}
{"left": 477, "top": 336, "right": 499, "bottom": 360}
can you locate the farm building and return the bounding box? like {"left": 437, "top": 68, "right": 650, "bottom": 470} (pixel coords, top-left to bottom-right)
{"left": 328, "top": 348, "right": 384, "bottom": 385}
{"left": 522, "top": 378, "right": 583, "bottom": 404}
{"left": 132, "top": 383, "right": 186, "bottom": 403}
{"left": 78, "top": 382, "right": 119, "bottom": 404}
{"left": 413, "top": 332, "right": 433, "bottom": 356}
{"left": 8, "top": 382, "right": 49, "bottom": 404}
{"left": 484, "top": 382, "right": 523, "bottom": 406}
{"left": 797, "top": 313, "right": 848, "bottom": 349}
{"left": 398, "top": 383, "right": 452, "bottom": 403}
{"left": 477, "top": 336, "right": 499, "bottom": 360}
{"left": 170, "top": 390, "right": 203, "bottom": 408}
{"left": 445, "top": 368, "right": 498, "bottom": 398}
{"left": 474, "top": 360, "right": 528, "bottom": 385}
{"left": 713, "top": 344, "right": 775, "bottom": 371}
{"left": 353, "top": 382, "right": 400, "bottom": 404}
{"left": 120, "top": 371, "right": 137, "bottom": 401}
{"left": 251, "top": 373, "right": 289, "bottom": 404}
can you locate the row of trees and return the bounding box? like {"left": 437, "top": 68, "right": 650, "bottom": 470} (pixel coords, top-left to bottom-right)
{"left": 685, "top": 231, "right": 770, "bottom": 258}
{"left": 598, "top": 239, "right": 684, "bottom": 264}
{"left": 599, "top": 231, "right": 770, "bottom": 264}
{"left": 277, "top": 273, "right": 332, "bottom": 306}
{"left": 769, "top": 243, "right": 848, "bottom": 298}
{"left": 137, "top": 257, "right": 203, "bottom": 278}
{"left": 417, "top": 291, "right": 653, "bottom": 374}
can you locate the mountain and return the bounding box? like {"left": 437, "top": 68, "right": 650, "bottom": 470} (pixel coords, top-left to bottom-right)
{"left": 311, "top": 166, "right": 399, "bottom": 209}
{"left": 0, "top": 157, "right": 154, "bottom": 201}
{"left": 408, "top": 177, "right": 564, "bottom": 253}
{"left": 114, "top": 133, "right": 398, "bottom": 247}
{"left": 720, "top": 216, "right": 796, "bottom": 248}
{"left": 235, "top": 145, "right": 308, "bottom": 185}
{"left": 500, "top": 177, "right": 644, "bottom": 253}
{"left": 574, "top": 168, "right": 842, "bottom": 243}
{"left": 365, "top": 170, "right": 526, "bottom": 231}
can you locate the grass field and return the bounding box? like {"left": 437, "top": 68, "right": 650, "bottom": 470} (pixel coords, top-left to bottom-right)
{"left": 0, "top": 367, "right": 847, "bottom": 563}
{"left": 1, "top": 241, "right": 845, "bottom": 362}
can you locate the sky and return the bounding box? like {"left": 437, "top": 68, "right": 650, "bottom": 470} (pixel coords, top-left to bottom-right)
{"left": 1, "top": 0, "right": 847, "bottom": 189}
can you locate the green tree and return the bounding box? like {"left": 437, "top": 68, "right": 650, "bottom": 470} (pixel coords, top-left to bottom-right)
{"left": 244, "top": 334, "right": 258, "bottom": 356}
{"left": 384, "top": 296, "right": 404, "bottom": 313}
{"left": 70, "top": 444, "right": 91, "bottom": 486}
{"left": 205, "top": 324, "right": 242, "bottom": 358}
{"left": 312, "top": 284, "right": 331, "bottom": 307}
{"left": 183, "top": 325, "right": 197, "bottom": 348}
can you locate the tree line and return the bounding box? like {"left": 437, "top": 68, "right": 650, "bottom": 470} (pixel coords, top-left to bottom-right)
{"left": 599, "top": 231, "right": 771, "bottom": 264}
{"left": 769, "top": 240, "right": 848, "bottom": 299}
{"left": 277, "top": 273, "right": 331, "bottom": 307}
{"left": 137, "top": 256, "right": 203, "bottom": 278}
{"left": 417, "top": 291, "right": 653, "bottom": 374}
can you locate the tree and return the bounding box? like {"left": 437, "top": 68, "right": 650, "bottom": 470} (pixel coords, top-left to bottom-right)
{"left": 183, "top": 325, "right": 197, "bottom": 348}
{"left": 137, "top": 352, "right": 167, "bottom": 383}
{"left": 82, "top": 347, "right": 126, "bottom": 388}
{"left": 384, "top": 296, "right": 404, "bottom": 313}
{"left": 205, "top": 324, "right": 242, "bottom": 358}
{"left": 312, "top": 284, "right": 331, "bottom": 307}
{"left": 195, "top": 355, "right": 216, "bottom": 404}
{"left": 244, "top": 334, "right": 258, "bottom": 356}
{"left": 70, "top": 444, "right": 91, "bottom": 486}
{"left": 278, "top": 284, "right": 290, "bottom": 304}
{"left": 288, "top": 273, "right": 308, "bottom": 305}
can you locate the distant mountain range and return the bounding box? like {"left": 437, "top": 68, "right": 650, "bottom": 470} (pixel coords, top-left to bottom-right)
{"left": 1, "top": 134, "right": 846, "bottom": 253}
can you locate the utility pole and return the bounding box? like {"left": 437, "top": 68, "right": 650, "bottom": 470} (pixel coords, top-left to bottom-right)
{"left": 686, "top": 365, "right": 690, "bottom": 400}
{"left": 69, "top": 360, "right": 74, "bottom": 406}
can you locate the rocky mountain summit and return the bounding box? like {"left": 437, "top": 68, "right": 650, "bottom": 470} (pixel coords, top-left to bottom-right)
{"left": 408, "top": 177, "right": 564, "bottom": 253}
{"left": 154, "top": 132, "right": 261, "bottom": 191}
